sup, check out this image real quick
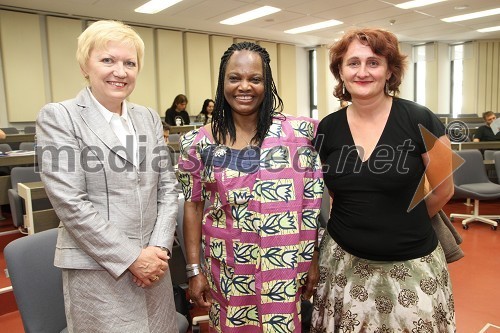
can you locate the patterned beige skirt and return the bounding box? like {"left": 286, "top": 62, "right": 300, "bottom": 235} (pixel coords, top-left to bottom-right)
{"left": 310, "top": 232, "right": 456, "bottom": 333}
{"left": 62, "top": 269, "right": 178, "bottom": 333}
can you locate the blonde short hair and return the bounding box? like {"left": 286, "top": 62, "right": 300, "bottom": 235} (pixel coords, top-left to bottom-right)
{"left": 76, "top": 20, "right": 145, "bottom": 72}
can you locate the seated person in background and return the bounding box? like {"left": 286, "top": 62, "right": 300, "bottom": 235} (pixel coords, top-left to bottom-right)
{"left": 473, "top": 111, "right": 500, "bottom": 142}
{"left": 162, "top": 121, "right": 170, "bottom": 143}
{"left": 195, "top": 98, "right": 215, "bottom": 125}
{"left": 0, "top": 129, "right": 5, "bottom": 140}
{"left": 165, "top": 94, "right": 190, "bottom": 126}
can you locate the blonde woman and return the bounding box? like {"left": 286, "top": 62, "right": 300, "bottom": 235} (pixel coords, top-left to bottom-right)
{"left": 36, "top": 20, "right": 179, "bottom": 332}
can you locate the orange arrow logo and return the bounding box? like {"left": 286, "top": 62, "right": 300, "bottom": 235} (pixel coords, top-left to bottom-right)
{"left": 408, "top": 125, "right": 465, "bottom": 212}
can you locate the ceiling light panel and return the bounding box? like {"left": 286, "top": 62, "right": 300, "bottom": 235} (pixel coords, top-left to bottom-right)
{"left": 284, "top": 20, "right": 343, "bottom": 34}
{"left": 135, "top": 0, "right": 183, "bottom": 14}
{"left": 395, "top": 0, "right": 448, "bottom": 10}
{"left": 442, "top": 8, "right": 500, "bottom": 22}
{"left": 477, "top": 26, "right": 500, "bottom": 33}
{"left": 220, "top": 6, "right": 281, "bottom": 25}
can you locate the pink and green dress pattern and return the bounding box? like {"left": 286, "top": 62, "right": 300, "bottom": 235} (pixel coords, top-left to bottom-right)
{"left": 178, "top": 115, "right": 324, "bottom": 333}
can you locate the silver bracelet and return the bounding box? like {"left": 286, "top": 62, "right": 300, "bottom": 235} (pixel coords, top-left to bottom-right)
{"left": 186, "top": 267, "right": 200, "bottom": 279}
{"left": 186, "top": 264, "right": 201, "bottom": 279}
{"left": 186, "top": 263, "right": 200, "bottom": 270}
{"left": 186, "top": 263, "right": 201, "bottom": 279}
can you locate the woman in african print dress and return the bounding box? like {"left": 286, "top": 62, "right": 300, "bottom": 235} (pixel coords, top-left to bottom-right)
{"left": 177, "top": 42, "right": 324, "bottom": 332}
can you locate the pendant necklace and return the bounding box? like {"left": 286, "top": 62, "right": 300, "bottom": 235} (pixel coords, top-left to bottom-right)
{"left": 243, "top": 128, "right": 257, "bottom": 147}
{"left": 213, "top": 128, "right": 256, "bottom": 157}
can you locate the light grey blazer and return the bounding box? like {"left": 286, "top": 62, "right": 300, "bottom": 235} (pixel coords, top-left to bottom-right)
{"left": 36, "top": 88, "right": 178, "bottom": 279}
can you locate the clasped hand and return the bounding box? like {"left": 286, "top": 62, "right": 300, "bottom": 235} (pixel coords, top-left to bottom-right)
{"left": 129, "top": 246, "right": 169, "bottom": 288}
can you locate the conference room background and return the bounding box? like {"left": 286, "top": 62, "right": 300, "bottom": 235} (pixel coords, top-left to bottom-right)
{"left": 0, "top": 9, "right": 499, "bottom": 128}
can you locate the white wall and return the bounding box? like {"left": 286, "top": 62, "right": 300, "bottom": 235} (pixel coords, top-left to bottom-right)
{"left": 0, "top": 11, "right": 302, "bottom": 126}
{"left": 399, "top": 43, "right": 414, "bottom": 101}
{"left": 1, "top": 9, "right": 499, "bottom": 128}
{"left": 0, "top": 11, "right": 46, "bottom": 123}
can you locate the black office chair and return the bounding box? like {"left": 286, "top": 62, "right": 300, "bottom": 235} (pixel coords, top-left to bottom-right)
{"left": 450, "top": 150, "right": 500, "bottom": 230}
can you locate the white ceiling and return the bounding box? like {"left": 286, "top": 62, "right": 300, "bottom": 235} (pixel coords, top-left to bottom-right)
{"left": 1, "top": 0, "right": 499, "bottom": 47}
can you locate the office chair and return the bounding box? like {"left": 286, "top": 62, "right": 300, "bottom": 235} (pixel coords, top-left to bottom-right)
{"left": 4, "top": 228, "right": 190, "bottom": 333}
{"left": 0, "top": 143, "right": 12, "bottom": 153}
{"left": 4, "top": 228, "right": 68, "bottom": 333}
{"left": 1, "top": 127, "right": 19, "bottom": 134}
{"left": 7, "top": 166, "right": 53, "bottom": 231}
{"left": 484, "top": 150, "right": 496, "bottom": 160}
{"left": 23, "top": 126, "right": 36, "bottom": 134}
{"left": 450, "top": 149, "right": 500, "bottom": 230}
{"left": 19, "top": 141, "right": 35, "bottom": 151}
{"left": 169, "top": 133, "right": 181, "bottom": 143}
{"left": 484, "top": 150, "right": 500, "bottom": 183}
{"left": 493, "top": 151, "right": 500, "bottom": 189}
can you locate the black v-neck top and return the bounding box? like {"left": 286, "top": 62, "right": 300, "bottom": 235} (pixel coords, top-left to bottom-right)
{"left": 314, "top": 98, "right": 445, "bottom": 261}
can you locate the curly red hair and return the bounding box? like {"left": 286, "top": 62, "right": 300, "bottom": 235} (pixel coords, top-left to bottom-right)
{"left": 329, "top": 28, "right": 408, "bottom": 101}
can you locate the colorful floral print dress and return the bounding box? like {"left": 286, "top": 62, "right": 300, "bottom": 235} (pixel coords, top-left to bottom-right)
{"left": 177, "top": 115, "right": 324, "bottom": 333}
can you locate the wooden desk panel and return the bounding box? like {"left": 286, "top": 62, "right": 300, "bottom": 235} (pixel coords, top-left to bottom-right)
{"left": 451, "top": 142, "right": 500, "bottom": 151}
{"left": 170, "top": 125, "right": 196, "bottom": 135}
{"left": 19, "top": 181, "right": 47, "bottom": 199}
{"left": 456, "top": 118, "right": 483, "bottom": 123}
{"left": 0, "top": 176, "right": 10, "bottom": 205}
{"left": 0, "top": 154, "right": 36, "bottom": 167}
{"left": 0, "top": 134, "right": 35, "bottom": 144}
{"left": 31, "top": 209, "right": 59, "bottom": 233}
{"left": 17, "top": 181, "right": 58, "bottom": 234}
